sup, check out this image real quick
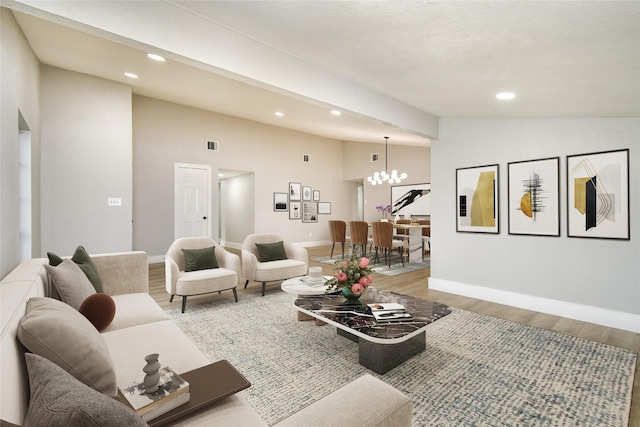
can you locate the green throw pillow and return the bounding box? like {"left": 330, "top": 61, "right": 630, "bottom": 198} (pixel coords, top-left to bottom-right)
{"left": 47, "top": 246, "right": 103, "bottom": 293}
{"left": 182, "top": 246, "right": 219, "bottom": 272}
{"left": 255, "top": 241, "right": 288, "bottom": 262}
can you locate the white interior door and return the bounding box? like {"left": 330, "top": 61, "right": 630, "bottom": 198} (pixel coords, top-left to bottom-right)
{"left": 174, "top": 163, "right": 211, "bottom": 239}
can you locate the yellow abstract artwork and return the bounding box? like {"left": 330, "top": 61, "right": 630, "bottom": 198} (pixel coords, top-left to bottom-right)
{"left": 470, "top": 171, "right": 496, "bottom": 227}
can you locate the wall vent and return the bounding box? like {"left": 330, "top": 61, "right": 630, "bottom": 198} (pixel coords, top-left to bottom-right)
{"left": 206, "top": 140, "right": 219, "bottom": 152}
{"left": 371, "top": 153, "right": 380, "bottom": 162}
{"left": 303, "top": 154, "right": 310, "bottom": 163}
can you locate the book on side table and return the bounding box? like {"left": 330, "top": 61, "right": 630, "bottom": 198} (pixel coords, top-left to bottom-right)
{"left": 118, "top": 367, "right": 190, "bottom": 422}
{"left": 367, "top": 303, "right": 413, "bottom": 322}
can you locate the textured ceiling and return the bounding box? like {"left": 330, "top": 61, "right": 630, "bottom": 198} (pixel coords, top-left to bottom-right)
{"left": 6, "top": 0, "right": 640, "bottom": 147}
{"left": 177, "top": 0, "right": 640, "bottom": 117}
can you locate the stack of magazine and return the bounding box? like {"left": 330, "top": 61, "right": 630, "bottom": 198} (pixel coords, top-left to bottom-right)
{"left": 118, "top": 367, "right": 190, "bottom": 422}
{"left": 300, "top": 275, "right": 332, "bottom": 287}
{"left": 368, "top": 303, "right": 413, "bottom": 322}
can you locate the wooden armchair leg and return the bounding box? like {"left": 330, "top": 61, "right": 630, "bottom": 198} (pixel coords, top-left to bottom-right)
{"left": 169, "top": 294, "right": 175, "bottom": 303}
{"left": 244, "top": 280, "right": 249, "bottom": 288}
{"left": 181, "top": 296, "right": 187, "bottom": 313}
{"left": 232, "top": 287, "right": 238, "bottom": 302}
{"left": 262, "top": 282, "right": 266, "bottom": 296}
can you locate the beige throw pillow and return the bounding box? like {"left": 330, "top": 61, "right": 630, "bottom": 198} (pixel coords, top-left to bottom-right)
{"left": 17, "top": 297, "right": 117, "bottom": 397}
{"left": 45, "top": 259, "right": 96, "bottom": 310}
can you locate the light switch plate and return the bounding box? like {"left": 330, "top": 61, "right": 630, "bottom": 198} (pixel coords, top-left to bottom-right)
{"left": 107, "top": 197, "right": 122, "bottom": 206}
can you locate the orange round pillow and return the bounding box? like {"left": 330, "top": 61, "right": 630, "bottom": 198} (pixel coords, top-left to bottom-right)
{"left": 78, "top": 293, "right": 116, "bottom": 332}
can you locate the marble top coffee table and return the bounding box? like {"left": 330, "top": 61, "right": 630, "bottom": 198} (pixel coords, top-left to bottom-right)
{"left": 293, "top": 286, "right": 451, "bottom": 374}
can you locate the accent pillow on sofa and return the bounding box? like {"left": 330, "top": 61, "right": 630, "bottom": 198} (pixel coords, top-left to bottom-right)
{"left": 255, "top": 241, "right": 288, "bottom": 262}
{"left": 24, "top": 353, "right": 148, "bottom": 427}
{"left": 17, "top": 297, "right": 117, "bottom": 397}
{"left": 48, "top": 245, "right": 104, "bottom": 293}
{"left": 79, "top": 293, "right": 116, "bottom": 332}
{"left": 182, "top": 246, "right": 219, "bottom": 272}
{"left": 44, "top": 259, "right": 96, "bottom": 310}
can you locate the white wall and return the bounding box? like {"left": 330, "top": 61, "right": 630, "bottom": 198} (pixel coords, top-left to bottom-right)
{"left": 0, "top": 9, "right": 41, "bottom": 278}
{"left": 40, "top": 66, "right": 133, "bottom": 256}
{"left": 132, "top": 95, "right": 432, "bottom": 259}
{"left": 431, "top": 118, "right": 639, "bottom": 331}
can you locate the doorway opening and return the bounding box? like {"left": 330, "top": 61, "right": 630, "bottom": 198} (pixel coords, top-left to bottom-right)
{"left": 218, "top": 169, "right": 254, "bottom": 249}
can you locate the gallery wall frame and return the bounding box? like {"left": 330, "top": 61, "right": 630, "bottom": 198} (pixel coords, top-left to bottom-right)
{"left": 289, "top": 182, "right": 301, "bottom": 201}
{"left": 391, "top": 183, "right": 431, "bottom": 216}
{"left": 313, "top": 190, "right": 321, "bottom": 201}
{"left": 456, "top": 164, "right": 499, "bottom": 234}
{"left": 289, "top": 201, "right": 301, "bottom": 220}
{"left": 567, "top": 148, "right": 630, "bottom": 240}
{"left": 302, "top": 186, "right": 312, "bottom": 201}
{"left": 302, "top": 202, "right": 318, "bottom": 223}
{"left": 508, "top": 157, "right": 560, "bottom": 237}
{"left": 318, "top": 202, "right": 331, "bottom": 214}
{"left": 273, "top": 192, "right": 288, "bottom": 212}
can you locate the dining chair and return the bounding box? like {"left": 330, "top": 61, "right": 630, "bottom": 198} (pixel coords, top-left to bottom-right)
{"left": 393, "top": 218, "right": 412, "bottom": 263}
{"left": 349, "top": 221, "right": 372, "bottom": 257}
{"left": 328, "top": 220, "right": 348, "bottom": 259}
{"left": 371, "top": 221, "right": 405, "bottom": 268}
{"left": 418, "top": 219, "right": 431, "bottom": 261}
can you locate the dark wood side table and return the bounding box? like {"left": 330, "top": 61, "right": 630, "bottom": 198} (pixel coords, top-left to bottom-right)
{"left": 148, "top": 360, "right": 251, "bottom": 426}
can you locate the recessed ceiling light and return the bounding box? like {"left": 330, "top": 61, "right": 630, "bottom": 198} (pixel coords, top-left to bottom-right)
{"left": 218, "top": 173, "right": 224, "bottom": 177}
{"left": 124, "top": 72, "right": 138, "bottom": 79}
{"left": 147, "top": 53, "right": 165, "bottom": 62}
{"left": 275, "top": 111, "right": 284, "bottom": 117}
{"left": 330, "top": 109, "right": 342, "bottom": 116}
{"left": 496, "top": 92, "right": 516, "bottom": 100}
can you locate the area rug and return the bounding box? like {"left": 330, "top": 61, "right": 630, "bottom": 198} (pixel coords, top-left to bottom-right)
{"left": 312, "top": 255, "right": 430, "bottom": 276}
{"left": 166, "top": 291, "right": 636, "bottom": 427}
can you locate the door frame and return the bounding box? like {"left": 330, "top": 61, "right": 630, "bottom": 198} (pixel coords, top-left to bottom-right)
{"left": 174, "top": 162, "right": 212, "bottom": 239}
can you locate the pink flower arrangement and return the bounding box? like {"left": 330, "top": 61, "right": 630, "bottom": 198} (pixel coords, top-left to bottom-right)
{"left": 325, "top": 250, "right": 374, "bottom": 295}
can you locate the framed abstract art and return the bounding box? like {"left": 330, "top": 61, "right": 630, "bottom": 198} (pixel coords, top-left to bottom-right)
{"left": 456, "top": 164, "right": 499, "bottom": 233}
{"left": 567, "top": 149, "right": 629, "bottom": 240}
{"left": 391, "top": 183, "right": 431, "bottom": 217}
{"left": 508, "top": 157, "right": 560, "bottom": 236}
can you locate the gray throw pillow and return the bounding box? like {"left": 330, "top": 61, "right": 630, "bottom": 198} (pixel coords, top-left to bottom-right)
{"left": 25, "top": 353, "right": 148, "bottom": 427}
{"left": 255, "top": 241, "right": 288, "bottom": 262}
{"left": 45, "top": 259, "right": 96, "bottom": 310}
{"left": 17, "top": 297, "right": 117, "bottom": 397}
{"left": 182, "top": 246, "right": 219, "bottom": 272}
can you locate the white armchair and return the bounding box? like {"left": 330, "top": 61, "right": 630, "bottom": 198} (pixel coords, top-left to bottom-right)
{"left": 166, "top": 237, "right": 241, "bottom": 312}
{"left": 241, "top": 233, "right": 308, "bottom": 296}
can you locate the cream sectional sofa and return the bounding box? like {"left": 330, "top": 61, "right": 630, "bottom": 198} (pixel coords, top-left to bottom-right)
{"left": 0, "top": 251, "right": 413, "bottom": 426}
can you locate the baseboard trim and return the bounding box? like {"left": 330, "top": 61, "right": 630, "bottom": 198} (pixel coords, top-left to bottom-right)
{"left": 429, "top": 277, "right": 640, "bottom": 333}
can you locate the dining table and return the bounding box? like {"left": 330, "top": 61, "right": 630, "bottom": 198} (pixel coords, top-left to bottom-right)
{"left": 391, "top": 222, "right": 430, "bottom": 263}
{"left": 346, "top": 220, "right": 430, "bottom": 264}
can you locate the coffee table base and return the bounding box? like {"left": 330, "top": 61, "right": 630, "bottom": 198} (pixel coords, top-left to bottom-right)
{"left": 337, "top": 328, "right": 426, "bottom": 374}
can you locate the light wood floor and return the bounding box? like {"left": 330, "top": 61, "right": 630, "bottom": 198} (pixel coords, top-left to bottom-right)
{"left": 148, "top": 245, "right": 639, "bottom": 425}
